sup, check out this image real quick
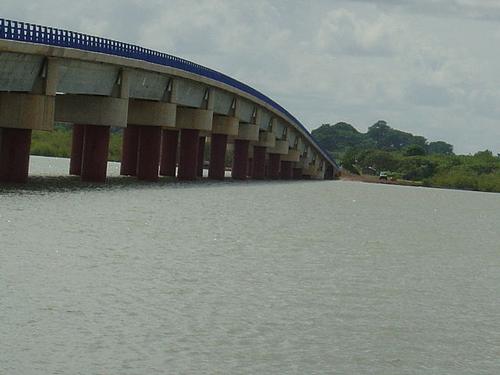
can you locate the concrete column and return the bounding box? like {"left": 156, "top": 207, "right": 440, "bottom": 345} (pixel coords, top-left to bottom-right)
{"left": 252, "top": 146, "right": 266, "bottom": 179}
{"left": 281, "top": 161, "right": 293, "bottom": 180}
{"left": 120, "top": 125, "right": 139, "bottom": 176}
{"left": 197, "top": 136, "right": 206, "bottom": 178}
{"left": 178, "top": 129, "right": 200, "bottom": 180}
{"left": 208, "top": 133, "right": 227, "bottom": 180}
{"left": 325, "top": 165, "right": 335, "bottom": 180}
{"left": 0, "top": 128, "right": 32, "bottom": 183}
{"left": 81, "top": 125, "right": 110, "bottom": 183}
{"left": 293, "top": 167, "right": 303, "bottom": 180}
{"left": 248, "top": 158, "right": 253, "bottom": 177}
{"left": 160, "top": 129, "right": 179, "bottom": 177}
{"left": 70, "top": 124, "right": 85, "bottom": 176}
{"left": 232, "top": 139, "right": 250, "bottom": 180}
{"left": 137, "top": 126, "right": 162, "bottom": 181}
{"left": 268, "top": 153, "right": 281, "bottom": 179}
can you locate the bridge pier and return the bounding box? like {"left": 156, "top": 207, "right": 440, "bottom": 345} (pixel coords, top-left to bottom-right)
{"left": 268, "top": 153, "right": 281, "bottom": 179}
{"left": 232, "top": 123, "right": 259, "bottom": 180}
{"left": 197, "top": 136, "right": 206, "bottom": 178}
{"left": 137, "top": 126, "right": 162, "bottom": 181}
{"left": 232, "top": 139, "right": 250, "bottom": 180}
{"left": 293, "top": 167, "right": 303, "bottom": 180}
{"left": 160, "top": 129, "right": 179, "bottom": 177}
{"left": 325, "top": 165, "right": 335, "bottom": 180}
{"left": 175, "top": 107, "right": 213, "bottom": 180}
{"left": 178, "top": 129, "right": 200, "bottom": 180}
{"left": 81, "top": 125, "right": 110, "bottom": 183}
{"left": 120, "top": 125, "right": 139, "bottom": 176}
{"left": 252, "top": 146, "right": 266, "bottom": 179}
{"left": 69, "top": 124, "right": 85, "bottom": 176}
{"left": 280, "top": 161, "right": 293, "bottom": 180}
{"left": 209, "top": 133, "right": 227, "bottom": 180}
{"left": 248, "top": 158, "right": 253, "bottom": 177}
{"left": 0, "top": 128, "right": 32, "bottom": 183}
{"left": 208, "top": 115, "right": 238, "bottom": 180}
{"left": 0, "top": 91, "right": 55, "bottom": 183}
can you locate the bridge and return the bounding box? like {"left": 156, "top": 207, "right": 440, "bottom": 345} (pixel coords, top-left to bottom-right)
{"left": 0, "top": 19, "right": 339, "bottom": 183}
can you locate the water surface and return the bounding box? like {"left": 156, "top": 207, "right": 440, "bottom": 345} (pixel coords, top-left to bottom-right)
{"left": 1, "top": 156, "right": 499, "bottom": 374}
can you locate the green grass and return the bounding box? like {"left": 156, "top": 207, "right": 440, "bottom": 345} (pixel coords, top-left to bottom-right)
{"left": 31, "top": 125, "right": 123, "bottom": 162}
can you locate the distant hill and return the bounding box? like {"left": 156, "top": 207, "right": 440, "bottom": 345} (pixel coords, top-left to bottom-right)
{"left": 312, "top": 120, "right": 453, "bottom": 159}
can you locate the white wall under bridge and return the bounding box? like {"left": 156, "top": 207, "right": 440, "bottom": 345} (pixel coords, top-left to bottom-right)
{"left": 0, "top": 19, "right": 339, "bottom": 181}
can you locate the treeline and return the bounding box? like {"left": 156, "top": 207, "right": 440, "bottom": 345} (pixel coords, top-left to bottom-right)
{"left": 312, "top": 121, "right": 500, "bottom": 193}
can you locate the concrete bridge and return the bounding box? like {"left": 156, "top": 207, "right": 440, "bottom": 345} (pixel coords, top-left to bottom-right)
{"left": 0, "top": 19, "right": 339, "bottom": 183}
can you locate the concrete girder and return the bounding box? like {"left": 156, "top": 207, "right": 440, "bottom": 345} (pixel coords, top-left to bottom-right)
{"left": 212, "top": 88, "right": 235, "bottom": 116}
{"left": 232, "top": 123, "right": 259, "bottom": 142}
{"left": 259, "top": 110, "right": 272, "bottom": 131}
{"left": 0, "top": 93, "right": 54, "bottom": 131}
{"left": 212, "top": 115, "right": 239, "bottom": 136}
{"left": 55, "top": 95, "right": 129, "bottom": 128}
{"left": 0, "top": 52, "right": 44, "bottom": 92}
{"left": 175, "top": 107, "right": 213, "bottom": 131}
{"left": 127, "top": 99, "right": 176, "bottom": 128}
{"left": 269, "top": 118, "right": 288, "bottom": 140}
{"left": 280, "top": 149, "right": 301, "bottom": 162}
{"left": 57, "top": 59, "right": 119, "bottom": 96}
{"left": 234, "top": 98, "right": 255, "bottom": 124}
{"left": 267, "top": 140, "right": 289, "bottom": 155}
{"left": 252, "top": 130, "right": 275, "bottom": 148}
{"left": 128, "top": 70, "right": 171, "bottom": 101}
{"left": 174, "top": 79, "right": 210, "bottom": 109}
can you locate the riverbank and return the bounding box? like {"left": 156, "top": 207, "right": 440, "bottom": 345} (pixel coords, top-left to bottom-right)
{"left": 340, "top": 172, "right": 500, "bottom": 194}
{"left": 340, "top": 173, "right": 423, "bottom": 187}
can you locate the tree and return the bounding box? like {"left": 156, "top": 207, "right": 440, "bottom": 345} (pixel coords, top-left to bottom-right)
{"left": 428, "top": 141, "right": 453, "bottom": 155}
{"left": 404, "top": 144, "right": 427, "bottom": 156}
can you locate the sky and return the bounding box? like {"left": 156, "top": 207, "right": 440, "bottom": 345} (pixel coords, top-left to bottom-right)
{"left": 3, "top": 0, "right": 500, "bottom": 154}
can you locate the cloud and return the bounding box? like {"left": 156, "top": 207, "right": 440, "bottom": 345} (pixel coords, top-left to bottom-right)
{"left": 315, "top": 9, "right": 401, "bottom": 56}
{"left": 2, "top": 0, "right": 500, "bottom": 154}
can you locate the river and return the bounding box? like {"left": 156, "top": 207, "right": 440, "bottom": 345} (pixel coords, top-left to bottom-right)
{"left": 1, "top": 156, "right": 499, "bottom": 374}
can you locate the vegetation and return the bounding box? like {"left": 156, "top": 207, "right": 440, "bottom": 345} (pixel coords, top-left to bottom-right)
{"left": 31, "top": 124, "right": 123, "bottom": 161}
{"left": 312, "top": 121, "right": 500, "bottom": 193}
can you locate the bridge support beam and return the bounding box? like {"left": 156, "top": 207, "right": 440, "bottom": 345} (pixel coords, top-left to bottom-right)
{"left": 197, "top": 136, "right": 206, "bottom": 178}
{"left": 252, "top": 146, "right": 266, "bottom": 179}
{"left": 0, "top": 128, "right": 32, "bottom": 183}
{"left": 209, "top": 133, "right": 228, "bottom": 180}
{"left": 120, "top": 125, "right": 139, "bottom": 176}
{"left": 178, "top": 129, "right": 200, "bottom": 180}
{"left": 70, "top": 124, "right": 85, "bottom": 176}
{"left": 160, "top": 129, "right": 179, "bottom": 177}
{"left": 232, "top": 139, "right": 250, "bottom": 180}
{"left": 280, "top": 161, "right": 293, "bottom": 180}
{"left": 137, "top": 126, "right": 162, "bottom": 181}
{"left": 81, "top": 125, "right": 110, "bottom": 183}
{"left": 267, "top": 153, "right": 281, "bottom": 179}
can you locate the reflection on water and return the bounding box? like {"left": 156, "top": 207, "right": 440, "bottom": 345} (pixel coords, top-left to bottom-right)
{"left": 1, "top": 156, "right": 499, "bottom": 375}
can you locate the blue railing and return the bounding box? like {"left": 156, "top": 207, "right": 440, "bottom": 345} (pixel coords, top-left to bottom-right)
{"left": 0, "top": 18, "right": 337, "bottom": 168}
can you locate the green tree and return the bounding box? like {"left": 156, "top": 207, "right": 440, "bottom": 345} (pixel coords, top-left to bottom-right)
{"left": 428, "top": 141, "right": 453, "bottom": 155}
{"left": 404, "top": 144, "right": 427, "bottom": 156}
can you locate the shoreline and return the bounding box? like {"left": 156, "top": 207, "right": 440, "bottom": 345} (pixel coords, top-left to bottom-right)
{"left": 340, "top": 173, "right": 500, "bottom": 194}
{"left": 340, "top": 173, "right": 423, "bottom": 187}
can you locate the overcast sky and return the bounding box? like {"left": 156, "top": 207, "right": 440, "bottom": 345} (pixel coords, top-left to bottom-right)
{"left": 3, "top": 0, "right": 500, "bottom": 154}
